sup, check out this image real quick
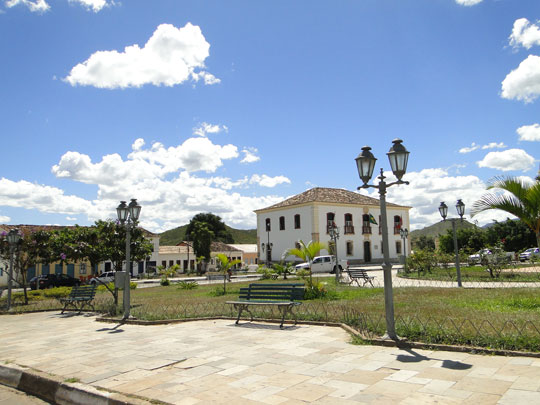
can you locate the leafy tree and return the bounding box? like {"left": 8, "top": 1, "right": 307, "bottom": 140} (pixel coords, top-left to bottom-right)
{"left": 438, "top": 227, "right": 486, "bottom": 255}
{"left": 472, "top": 176, "right": 540, "bottom": 248}
{"left": 285, "top": 240, "right": 327, "bottom": 285}
{"left": 191, "top": 222, "right": 214, "bottom": 274}
{"left": 485, "top": 219, "right": 537, "bottom": 252}
{"left": 185, "top": 213, "right": 233, "bottom": 243}
{"left": 412, "top": 235, "right": 435, "bottom": 251}
{"left": 215, "top": 253, "right": 241, "bottom": 294}
{"left": 406, "top": 249, "right": 438, "bottom": 277}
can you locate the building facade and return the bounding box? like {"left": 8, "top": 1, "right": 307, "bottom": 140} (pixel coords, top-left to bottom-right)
{"left": 254, "top": 187, "right": 411, "bottom": 265}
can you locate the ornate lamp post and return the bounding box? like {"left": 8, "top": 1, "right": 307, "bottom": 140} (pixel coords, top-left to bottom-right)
{"left": 261, "top": 242, "right": 273, "bottom": 265}
{"left": 328, "top": 221, "right": 340, "bottom": 283}
{"left": 438, "top": 199, "right": 465, "bottom": 287}
{"left": 355, "top": 139, "right": 410, "bottom": 341}
{"left": 117, "top": 199, "right": 141, "bottom": 320}
{"left": 6, "top": 229, "right": 21, "bottom": 311}
{"left": 400, "top": 227, "right": 409, "bottom": 272}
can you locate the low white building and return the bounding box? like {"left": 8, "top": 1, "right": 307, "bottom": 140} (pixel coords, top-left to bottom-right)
{"left": 158, "top": 242, "right": 244, "bottom": 272}
{"left": 254, "top": 187, "right": 411, "bottom": 265}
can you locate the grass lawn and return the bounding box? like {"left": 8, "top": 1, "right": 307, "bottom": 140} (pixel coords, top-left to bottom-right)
{"left": 398, "top": 264, "right": 540, "bottom": 282}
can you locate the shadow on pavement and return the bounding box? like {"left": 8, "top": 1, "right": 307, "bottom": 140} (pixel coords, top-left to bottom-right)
{"left": 396, "top": 348, "right": 472, "bottom": 370}
{"left": 227, "top": 322, "right": 302, "bottom": 331}
{"left": 96, "top": 323, "right": 124, "bottom": 334}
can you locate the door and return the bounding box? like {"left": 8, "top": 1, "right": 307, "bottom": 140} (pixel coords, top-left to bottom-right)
{"left": 67, "top": 264, "right": 75, "bottom": 277}
{"left": 55, "top": 264, "right": 63, "bottom": 275}
{"left": 42, "top": 264, "right": 49, "bottom": 275}
{"left": 27, "top": 267, "right": 36, "bottom": 280}
{"left": 364, "top": 241, "right": 371, "bottom": 263}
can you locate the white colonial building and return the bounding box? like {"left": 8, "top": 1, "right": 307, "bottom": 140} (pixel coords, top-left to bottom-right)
{"left": 254, "top": 187, "right": 411, "bottom": 265}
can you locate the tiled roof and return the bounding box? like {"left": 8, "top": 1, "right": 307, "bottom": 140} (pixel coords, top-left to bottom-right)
{"left": 0, "top": 224, "right": 159, "bottom": 238}
{"left": 255, "top": 187, "right": 406, "bottom": 212}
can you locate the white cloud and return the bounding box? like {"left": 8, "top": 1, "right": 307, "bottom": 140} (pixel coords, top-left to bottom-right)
{"left": 5, "top": 0, "right": 49, "bottom": 12}
{"left": 459, "top": 143, "right": 479, "bottom": 154}
{"left": 359, "top": 168, "right": 517, "bottom": 231}
{"left": 193, "top": 122, "right": 228, "bottom": 137}
{"left": 477, "top": 149, "right": 535, "bottom": 172}
{"left": 481, "top": 142, "right": 507, "bottom": 150}
{"left": 501, "top": 55, "right": 540, "bottom": 103}
{"left": 459, "top": 142, "right": 506, "bottom": 153}
{"left": 0, "top": 215, "right": 10, "bottom": 223}
{"left": 240, "top": 148, "right": 260, "bottom": 164}
{"left": 455, "top": 0, "right": 482, "bottom": 6}
{"left": 66, "top": 216, "right": 77, "bottom": 221}
{"left": 249, "top": 174, "right": 291, "bottom": 188}
{"left": 517, "top": 123, "right": 540, "bottom": 141}
{"left": 509, "top": 18, "right": 540, "bottom": 50}
{"left": 65, "top": 23, "right": 219, "bottom": 89}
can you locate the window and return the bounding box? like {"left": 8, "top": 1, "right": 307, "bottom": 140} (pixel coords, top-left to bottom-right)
{"left": 294, "top": 214, "right": 301, "bottom": 229}
{"left": 394, "top": 215, "right": 402, "bottom": 235}
{"left": 161, "top": 260, "right": 166, "bottom": 267}
{"left": 396, "top": 241, "right": 402, "bottom": 255}
{"left": 344, "top": 213, "right": 354, "bottom": 234}
{"left": 362, "top": 214, "right": 371, "bottom": 234}
{"left": 279, "top": 216, "right": 285, "bottom": 230}
{"left": 346, "top": 241, "right": 354, "bottom": 256}
{"left": 326, "top": 213, "right": 335, "bottom": 233}
{"left": 169, "top": 260, "right": 174, "bottom": 267}
{"left": 265, "top": 218, "right": 271, "bottom": 232}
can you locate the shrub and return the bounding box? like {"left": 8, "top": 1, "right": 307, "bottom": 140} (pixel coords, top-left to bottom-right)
{"left": 160, "top": 278, "right": 170, "bottom": 286}
{"left": 257, "top": 266, "right": 274, "bottom": 280}
{"left": 42, "top": 287, "right": 72, "bottom": 298}
{"left": 178, "top": 281, "right": 198, "bottom": 290}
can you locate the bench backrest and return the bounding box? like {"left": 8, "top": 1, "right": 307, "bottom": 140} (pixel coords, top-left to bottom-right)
{"left": 348, "top": 269, "right": 370, "bottom": 278}
{"left": 69, "top": 285, "right": 97, "bottom": 299}
{"left": 239, "top": 283, "right": 305, "bottom": 301}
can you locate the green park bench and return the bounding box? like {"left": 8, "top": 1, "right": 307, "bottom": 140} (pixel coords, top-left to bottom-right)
{"left": 59, "top": 285, "right": 97, "bottom": 314}
{"left": 227, "top": 283, "right": 305, "bottom": 328}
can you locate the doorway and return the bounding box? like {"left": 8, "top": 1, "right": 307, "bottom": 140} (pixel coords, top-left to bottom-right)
{"left": 364, "top": 241, "right": 371, "bottom": 263}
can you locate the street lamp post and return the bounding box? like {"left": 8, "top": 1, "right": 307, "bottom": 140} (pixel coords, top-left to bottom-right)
{"left": 117, "top": 199, "right": 141, "bottom": 320}
{"left": 328, "top": 222, "right": 340, "bottom": 283}
{"left": 6, "top": 229, "right": 21, "bottom": 311}
{"left": 400, "top": 227, "right": 409, "bottom": 272}
{"left": 438, "top": 200, "right": 465, "bottom": 288}
{"left": 261, "top": 241, "right": 273, "bottom": 266}
{"left": 355, "top": 139, "right": 410, "bottom": 341}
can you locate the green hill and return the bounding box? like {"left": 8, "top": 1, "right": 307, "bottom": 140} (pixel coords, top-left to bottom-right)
{"left": 410, "top": 220, "right": 478, "bottom": 241}
{"left": 159, "top": 224, "right": 257, "bottom": 246}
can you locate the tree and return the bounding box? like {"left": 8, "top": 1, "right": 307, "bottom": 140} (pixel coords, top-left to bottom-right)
{"left": 412, "top": 235, "right": 435, "bottom": 251}
{"left": 472, "top": 176, "right": 540, "bottom": 248}
{"left": 285, "top": 240, "right": 327, "bottom": 285}
{"left": 191, "top": 222, "right": 214, "bottom": 274}
{"left": 185, "top": 213, "right": 233, "bottom": 243}
{"left": 215, "top": 253, "right": 241, "bottom": 294}
{"left": 438, "top": 227, "right": 486, "bottom": 255}
{"left": 485, "top": 219, "right": 537, "bottom": 252}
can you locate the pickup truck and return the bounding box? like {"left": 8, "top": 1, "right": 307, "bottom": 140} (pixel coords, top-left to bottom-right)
{"left": 468, "top": 248, "right": 514, "bottom": 265}
{"left": 294, "top": 255, "right": 348, "bottom": 274}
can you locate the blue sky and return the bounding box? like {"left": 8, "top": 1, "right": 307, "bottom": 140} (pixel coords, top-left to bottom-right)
{"left": 0, "top": 0, "right": 539, "bottom": 232}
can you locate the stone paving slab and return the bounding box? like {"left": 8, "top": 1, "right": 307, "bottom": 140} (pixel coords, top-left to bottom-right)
{"left": 1, "top": 312, "right": 540, "bottom": 404}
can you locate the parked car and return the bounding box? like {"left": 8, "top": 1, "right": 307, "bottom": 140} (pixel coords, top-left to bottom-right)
{"left": 89, "top": 271, "right": 115, "bottom": 286}
{"left": 468, "top": 248, "right": 514, "bottom": 265}
{"left": 29, "top": 274, "right": 80, "bottom": 290}
{"left": 294, "top": 255, "right": 348, "bottom": 273}
{"left": 519, "top": 248, "right": 540, "bottom": 262}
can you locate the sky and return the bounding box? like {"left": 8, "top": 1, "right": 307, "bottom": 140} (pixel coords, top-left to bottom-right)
{"left": 0, "top": 0, "right": 539, "bottom": 233}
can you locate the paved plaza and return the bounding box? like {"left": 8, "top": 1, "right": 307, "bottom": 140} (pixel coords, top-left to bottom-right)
{"left": 1, "top": 312, "right": 540, "bottom": 404}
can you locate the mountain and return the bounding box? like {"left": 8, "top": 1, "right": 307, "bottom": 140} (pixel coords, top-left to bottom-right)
{"left": 410, "top": 220, "right": 478, "bottom": 240}
{"left": 159, "top": 225, "right": 257, "bottom": 246}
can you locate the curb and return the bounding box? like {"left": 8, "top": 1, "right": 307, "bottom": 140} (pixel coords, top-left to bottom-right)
{"left": 0, "top": 363, "right": 159, "bottom": 405}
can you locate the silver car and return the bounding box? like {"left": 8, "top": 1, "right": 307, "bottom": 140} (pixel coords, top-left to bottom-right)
{"left": 519, "top": 248, "right": 540, "bottom": 262}
{"left": 89, "top": 271, "right": 115, "bottom": 285}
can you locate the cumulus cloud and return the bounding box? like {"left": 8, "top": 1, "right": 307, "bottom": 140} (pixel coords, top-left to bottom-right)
{"left": 477, "top": 149, "right": 535, "bottom": 172}
{"left": 249, "top": 174, "right": 291, "bottom": 188}
{"left": 509, "top": 18, "right": 540, "bottom": 50}
{"left": 5, "top": 0, "right": 49, "bottom": 12}
{"left": 193, "top": 122, "right": 228, "bottom": 137}
{"left": 501, "top": 55, "right": 540, "bottom": 103}
{"left": 65, "top": 23, "right": 219, "bottom": 89}
{"left": 0, "top": 215, "right": 11, "bottom": 223}
{"left": 455, "top": 0, "right": 482, "bottom": 6}
{"left": 360, "top": 168, "right": 517, "bottom": 231}
{"left": 517, "top": 123, "right": 540, "bottom": 141}
{"left": 240, "top": 148, "right": 260, "bottom": 164}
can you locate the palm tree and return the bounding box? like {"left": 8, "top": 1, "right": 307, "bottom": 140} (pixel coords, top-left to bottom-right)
{"left": 215, "top": 253, "right": 241, "bottom": 294}
{"left": 472, "top": 176, "right": 540, "bottom": 248}
{"left": 285, "top": 240, "right": 327, "bottom": 284}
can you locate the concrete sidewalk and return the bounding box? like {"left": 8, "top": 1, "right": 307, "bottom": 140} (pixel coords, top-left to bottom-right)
{"left": 1, "top": 313, "right": 540, "bottom": 404}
